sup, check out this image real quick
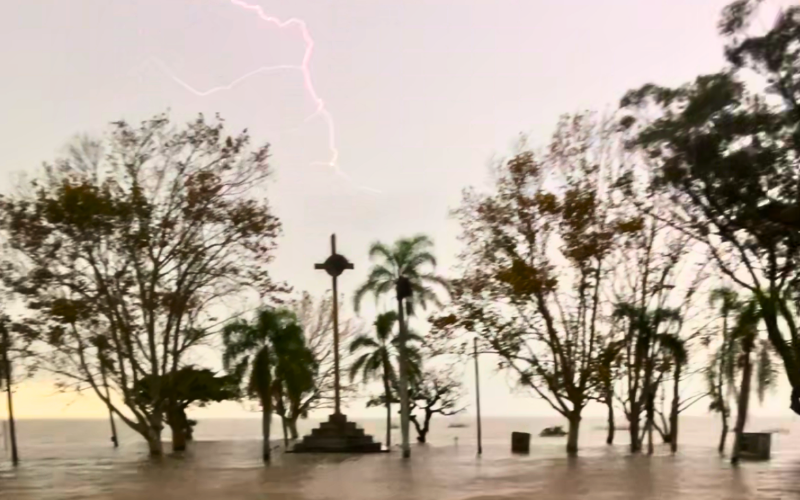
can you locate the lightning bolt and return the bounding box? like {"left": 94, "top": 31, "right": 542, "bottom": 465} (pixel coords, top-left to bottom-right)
{"left": 143, "top": 0, "right": 380, "bottom": 194}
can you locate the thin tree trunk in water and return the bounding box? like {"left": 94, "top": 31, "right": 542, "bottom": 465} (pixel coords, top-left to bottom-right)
{"left": 168, "top": 407, "right": 188, "bottom": 452}
{"left": 170, "top": 422, "right": 187, "bottom": 452}
{"left": 669, "top": 364, "right": 681, "bottom": 454}
{"left": 566, "top": 413, "right": 581, "bottom": 456}
{"left": 281, "top": 416, "right": 289, "bottom": 448}
{"left": 646, "top": 387, "right": 655, "bottom": 456}
{"left": 719, "top": 410, "right": 729, "bottom": 455}
{"left": 1, "top": 330, "right": 19, "bottom": 466}
{"left": 262, "top": 399, "right": 272, "bottom": 462}
{"left": 718, "top": 314, "right": 729, "bottom": 455}
{"left": 384, "top": 373, "right": 392, "bottom": 450}
{"left": 606, "top": 398, "right": 615, "bottom": 445}
{"left": 629, "top": 407, "right": 641, "bottom": 453}
{"left": 717, "top": 363, "right": 729, "bottom": 455}
{"left": 397, "top": 295, "right": 411, "bottom": 459}
{"left": 288, "top": 418, "right": 299, "bottom": 440}
{"left": 146, "top": 426, "right": 163, "bottom": 457}
{"left": 101, "top": 363, "right": 118, "bottom": 448}
{"left": 731, "top": 347, "right": 753, "bottom": 465}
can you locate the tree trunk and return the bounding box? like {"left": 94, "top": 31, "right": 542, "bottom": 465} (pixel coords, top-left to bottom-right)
{"left": 146, "top": 426, "right": 163, "bottom": 457}
{"left": 288, "top": 418, "right": 299, "bottom": 440}
{"left": 669, "top": 364, "right": 681, "bottom": 454}
{"left": 384, "top": 373, "right": 392, "bottom": 450}
{"left": 566, "top": 413, "right": 581, "bottom": 456}
{"left": 397, "top": 295, "right": 411, "bottom": 459}
{"left": 186, "top": 418, "right": 195, "bottom": 441}
{"left": 168, "top": 407, "right": 188, "bottom": 452}
{"left": 606, "top": 398, "right": 615, "bottom": 445}
{"left": 646, "top": 387, "right": 655, "bottom": 455}
{"left": 717, "top": 364, "right": 728, "bottom": 455}
{"left": 281, "top": 416, "right": 289, "bottom": 448}
{"left": 262, "top": 398, "right": 272, "bottom": 463}
{"left": 101, "top": 363, "right": 119, "bottom": 448}
{"left": 653, "top": 414, "right": 670, "bottom": 444}
{"left": 719, "top": 412, "right": 729, "bottom": 455}
{"left": 629, "top": 406, "right": 641, "bottom": 453}
{"left": 170, "top": 422, "right": 187, "bottom": 452}
{"left": 731, "top": 346, "right": 753, "bottom": 465}
{"left": 1, "top": 331, "right": 19, "bottom": 466}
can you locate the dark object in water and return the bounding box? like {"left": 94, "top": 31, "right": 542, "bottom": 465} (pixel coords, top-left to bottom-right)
{"left": 739, "top": 433, "right": 771, "bottom": 460}
{"left": 448, "top": 422, "right": 469, "bottom": 428}
{"left": 539, "top": 426, "right": 567, "bottom": 437}
{"left": 511, "top": 432, "right": 530, "bottom": 453}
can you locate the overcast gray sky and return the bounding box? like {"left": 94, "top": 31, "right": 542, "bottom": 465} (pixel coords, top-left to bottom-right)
{"left": 1, "top": 0, "right": 796, "bottom": 422}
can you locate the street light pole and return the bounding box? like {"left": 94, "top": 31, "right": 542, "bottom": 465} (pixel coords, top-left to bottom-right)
{"left": 474, "top": 337, "right": 482, "bottom": 456}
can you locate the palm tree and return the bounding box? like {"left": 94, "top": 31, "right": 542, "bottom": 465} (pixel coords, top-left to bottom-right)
{"left": 353, "top": 235, "right": 449, "bottom": 458}
{"left": 349, "top": 312, "right": 398, "bottom": 449}
{"left": 658, "top": 333, "right": 687, "bottom": 454}
{"left": 223, "top": 308, "right": 298, "bottom": 462}
{"left": 349, "top": 312, "right": 424, "bottom": 450}
{"left": 730, "top": 299, "right": 775, "bottom": 464}
{"left": 708, "top": 286, "right": 742, "bottom": 455}
{"left": 271, "top": 321, "right": 316, "bottom": 446}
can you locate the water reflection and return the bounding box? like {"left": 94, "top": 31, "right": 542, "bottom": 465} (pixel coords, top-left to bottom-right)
{"left": 2, "top": 417, "right": 799, "bottom": 499}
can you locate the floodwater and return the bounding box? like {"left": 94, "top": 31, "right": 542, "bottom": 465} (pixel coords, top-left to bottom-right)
{"left": 1, "top": 415, "right": 800, "bottom": 499}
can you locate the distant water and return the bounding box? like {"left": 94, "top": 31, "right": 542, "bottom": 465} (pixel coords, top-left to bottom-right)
{"left": 2, "top": 415, "right": 800, "bottom": 499}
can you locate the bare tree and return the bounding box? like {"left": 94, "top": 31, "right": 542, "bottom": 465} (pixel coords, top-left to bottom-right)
{"left": 0, "top": 113, "right": 285, "bottom": 455}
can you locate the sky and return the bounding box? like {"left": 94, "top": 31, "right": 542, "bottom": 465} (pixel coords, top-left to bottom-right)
{"left": 0, "top": 0, "right": 797, "bottom": 423}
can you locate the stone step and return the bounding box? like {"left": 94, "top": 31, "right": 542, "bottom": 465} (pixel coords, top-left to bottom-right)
{"left": 312, "top": 427, "right": 365, "bottom": 438}
{"left": 294, "top": 438, "right": 382, "bottom": 453}
{"left": 302, "top": 435, "right": 376, "bottom": 446}
{"left": 319, "top": 421, "right": 359, "bottom": 432}
{"left": 293, "top": 413, "right": 383, "bottom": 454}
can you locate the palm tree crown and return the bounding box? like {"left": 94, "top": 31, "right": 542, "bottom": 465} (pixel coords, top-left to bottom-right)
{"left": 222, "top": 308, "right": 302, "bottom": 402}
{"left": 349, "top": 312, "right": 423, "bottom": 388}
{"left": 353, "top": 235, "right": 450, "bottom": 315}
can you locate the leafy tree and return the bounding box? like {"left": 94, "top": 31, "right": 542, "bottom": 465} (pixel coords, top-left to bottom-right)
{"left": 0, "top": 114, "right": 283, "bottom": 456}
{"left": 353, "top": 235, "right": 449, "bottom": 458}
{"left": 407, "top": 367, "right": 465, "bottom": 444}
{"left": 434, "top": 114, "right": 626, "bottom": 455}
{"left": 134, "top": 366, "right": 240, "bottom": 451}
{"left": 620, "top": 1, "right": 800, "bottom": 416}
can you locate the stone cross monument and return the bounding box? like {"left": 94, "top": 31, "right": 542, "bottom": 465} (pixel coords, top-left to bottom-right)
{"left": 292, "top": 234, "right": 382, "bottom": 453}
{"left": 313, "top": 234, "right": 353, "bottom": 415}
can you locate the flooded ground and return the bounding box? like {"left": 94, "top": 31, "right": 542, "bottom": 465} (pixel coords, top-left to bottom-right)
{"left": 1, "top": 416, "right": 799, "bottom": 499}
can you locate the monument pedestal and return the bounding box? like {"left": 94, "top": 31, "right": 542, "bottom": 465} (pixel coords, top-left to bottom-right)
{"left": 292, "top": 413, "right": 383, "bottom": 453}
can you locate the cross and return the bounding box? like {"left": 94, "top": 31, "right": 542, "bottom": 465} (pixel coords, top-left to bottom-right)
{"left": 314, "top": 234, "right": 354, "bottom": 415}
